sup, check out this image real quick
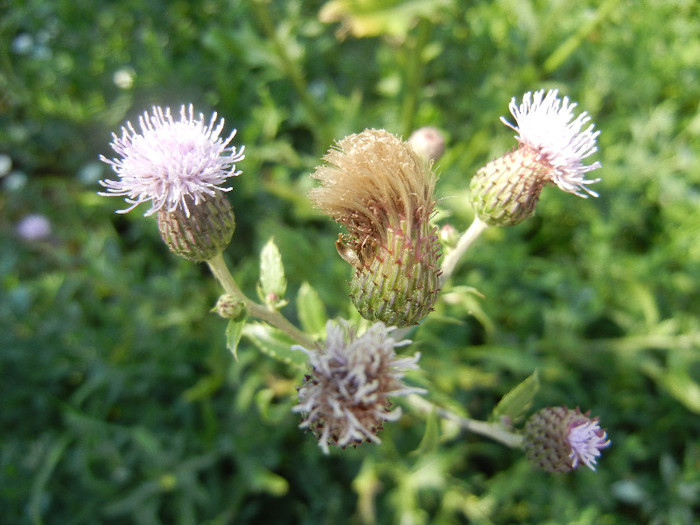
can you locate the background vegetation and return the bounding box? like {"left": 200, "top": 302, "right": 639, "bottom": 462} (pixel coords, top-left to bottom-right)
{"left": 2, "top": 0, "right": 699, "bottom": 523}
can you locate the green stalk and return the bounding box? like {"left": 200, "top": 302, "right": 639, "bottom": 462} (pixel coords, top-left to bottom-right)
{"left": 439, "top": 216, "right": 489, "bottom": 286}
{"left": 407, "top": 394, "right": 524, "bottom": 448}
{"left": 250, "top": 0, "right": 328, "bottom": 146}
{"left": 544, "top": 0, "right": 622, "bottom": 73}
{"left": 207, "top": 253, "right": 318, "bottom": 349}
{"left": 400, "top": 18, "right": 432, "bottom": 138}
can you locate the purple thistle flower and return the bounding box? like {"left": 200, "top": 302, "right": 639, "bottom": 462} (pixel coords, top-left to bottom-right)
{"left": 293, "top": 319, "right": 426, "bottom": 454}
{"left": 99, "top": 104, "right": 244, "bottom": 217}
{"left": 567, "top": 416, "right": 611, "bottom": 471}
{"left": 500, "top": 89, "right": 602, "bottom": 198}
{"left": 523, "top": 406, "right": 611, "bottom": 473}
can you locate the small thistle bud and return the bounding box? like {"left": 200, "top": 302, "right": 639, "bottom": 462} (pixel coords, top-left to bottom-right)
{"left": 523, "top": 406, "right": 611, "bottom": 473}
{"left": 470, "top": 89, "right": 601, "bottom": 226}
{"left": 157, "top": 190, "right": 235, "bottom": 262}
{"left": 212, "top": 294, "right": 246, "bottom": 319}
{"left": 439, "top": 223, "right": 459, "bottom": 247}
{"left": 293, "top": 319, "right": 426, "bottom": 454}
{"left": 310, "top": 129, "right": 442, "bottom": 327}
{"left": 408, "top": 126, "right": 446, "bottom": 161}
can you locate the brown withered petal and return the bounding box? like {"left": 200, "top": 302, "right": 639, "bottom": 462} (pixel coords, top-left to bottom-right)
{"left": 310, "top": 129, "right": 442, "bottom": 326}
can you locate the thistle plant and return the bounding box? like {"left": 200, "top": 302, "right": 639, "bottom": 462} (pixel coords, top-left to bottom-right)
{"left": 309, "top": 129, "right": 442, "bottom": 327}
{"left": 99, "top": 104, "right": 243, "bottom": 261}
{"left": 441, "top": 89, "right": 603, "bottom": 282}
{"left": 523, "top": 406, "right": 611, "bottom": 473}
{"left": 98, "top": 90, "right": 610, "bottom": 473}
{"left": 293, "top": 319, "right": 426, "bottom": 454}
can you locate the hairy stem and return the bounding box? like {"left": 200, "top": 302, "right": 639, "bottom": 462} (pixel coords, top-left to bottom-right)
{"left": 207, "top": 253, "right": 318, "bottom": 349}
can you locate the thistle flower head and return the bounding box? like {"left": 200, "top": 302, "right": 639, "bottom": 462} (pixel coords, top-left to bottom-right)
{"left": 293, "top": 319, "right": 426, "bottom": 454}
{"left": 310, "top": 129, "right": 435, "bottom": 252}
{"left": 470, "top": 89, "right": 602, "bottom": 226}
{"left": 99, "top": 104, "right": 245, "bottom": 217}
{"left": 501, "top": 89, "right": 601, "bottom": 197}
{"left": 310, "top": 129, "right": 442, "bottom": 326}
{"left": 523, "top": 406, "right": 611, "bottom": 473}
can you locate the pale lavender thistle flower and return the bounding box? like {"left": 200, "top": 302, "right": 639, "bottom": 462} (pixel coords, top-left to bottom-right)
{"left": 567, "top": 416, "right": 611, "bottom": 471}
{"left": 470, "top": 89, "right": 602, "bottom": 226}
{"left": 500, "top": 89, "right": 602, "bottom": 198}
{"left": 523, "top": 406, "right": 611, "bottom": 473}
{"left": 16, "top": 214, "right": 51, "bottom": 241}
{"left": 99, "top": 104, "right": 244, "bottom": 217}
{"left": 293, "top": 319, "right": 426, "bottom": 454}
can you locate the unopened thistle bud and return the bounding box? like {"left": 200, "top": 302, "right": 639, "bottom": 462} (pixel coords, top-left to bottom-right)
{"left": 293, "top": 319, "right": 426, "bottom": 454}
{"left": 523, "top": 406, "right": 611, "bottom": 473}
{"left": 408, "top": 126, "right": 446, "bottom": 162}
{"left": 99, "top": 104, "right": 245, "bottom": 259}
{"left": 157, "top": 191, "right": 235, "bottom": 261}
{"left": 212, "top": 293, "right": 246, "bottom": 319}
{"left": 471, "top": 89, "right": 601, "bottom": 226}
{"left": 310, "top": 129, "right": 442, "bottom": 327}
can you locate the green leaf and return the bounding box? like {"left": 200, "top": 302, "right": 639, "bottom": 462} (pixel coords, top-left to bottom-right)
{"left": 411, "top": 405, "right": 440, "bottom": 456}
{"left": 225, "top": 308, "right": 248, "bottom": 360}
{"left": 258, "top": 237, "right": 288, "bottom": 309}
{"left": 296, "top": 282, "right": 328, "bottom": 338}
{"left": 242, "top": 322, "right": 308, "bottom": 371}
{"left": 640, "top": 360, "right": 700, "bottom": 414}
{"left": 182, "top": 373, "right": 225, "bottom": 402}
{"left": 491, "top": 370, "right": 540, "bottom": 424}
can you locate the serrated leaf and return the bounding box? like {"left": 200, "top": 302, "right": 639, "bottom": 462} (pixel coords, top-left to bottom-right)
{"left": 258, "top": 237, "right": 287, "bottom": 309}
{"left": 297, "top": 282, "right": 328, "bottom": 338}
{"left": 242, "top": 322, "right": 308, "bottom": 370}
{"left": 491, "top": 370, "right": 539, "bottom": 424}
{"left": 226, "top": 309, "right": 248, "bottom": 360}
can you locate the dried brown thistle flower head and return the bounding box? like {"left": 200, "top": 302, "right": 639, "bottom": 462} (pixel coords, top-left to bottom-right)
{"left": 293, "top": 319, "right": 426, "bottom": 454}
{"left": 310, "top": 129, "right": 442, "bottom": 326}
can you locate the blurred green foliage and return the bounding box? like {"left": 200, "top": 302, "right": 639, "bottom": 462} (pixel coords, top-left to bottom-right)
{"left": 2, "top": 0, "right": 700, "bottom": 523}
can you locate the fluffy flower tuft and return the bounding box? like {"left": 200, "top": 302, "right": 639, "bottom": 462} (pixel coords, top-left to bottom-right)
{"left": 99, "top": 104, "right": 244, "bottom": 217}
{"left": 310, "top": 129, "right": 442, "bottom": 326}
{"left": 500, "top": 89, "right": 601, "bottom": 197}
{"left": 293, "top": 319, "right": 426, "bottom": 454}
{"left": 523, "top": 406, "right": 611, "bottom": 473}
{"left": 567, "top": 415, "right": 611, "bottom": 470}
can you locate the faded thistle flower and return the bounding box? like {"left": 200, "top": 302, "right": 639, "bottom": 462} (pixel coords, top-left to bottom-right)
{"left": 470, "top": 89, "right": 601, "bottom": 226}
{"left": 310, "top": 129, "right": 442, "bottom": 326}
{"left": 523, "top": 406, "right": 611, "bottom": 473}
{"left": 293, "top": 319, "right": 426, "bottom": 454}
{"left": 99, "top": 104, "right": 244, "bottom": 261}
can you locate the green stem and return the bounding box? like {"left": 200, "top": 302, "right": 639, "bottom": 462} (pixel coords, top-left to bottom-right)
{"left": 439, "top": 216, "right": 489, "bottom": 286}
{"left": 250, "top": 0, "right": 327, "bottom": 145}
{"left": 400, "top": 18, "right": 432, "bottom": 138}
{"left": 407, "top": 395, "right": 523, "bottom": 448}
{"left": 543, "top": 0, "right": 622, "bottom": 73}
{"left": 207, "top": 253, "right": 318, "bottom": 349}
